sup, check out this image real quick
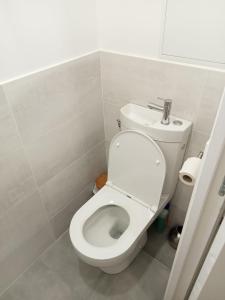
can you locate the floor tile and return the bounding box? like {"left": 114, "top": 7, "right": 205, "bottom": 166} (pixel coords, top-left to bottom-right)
{"left": 89, "top": 251, "right": 170, "bottom": 300}
{"left": 145, "top": 226, "right": 176, "bottom": 269}
{"left": 0, "top": 232, "right": 171, "bottom": 300}
{"left": 40, "top": 232, "right": 103, "bottom": 298}
{"left": 1, "top": 261, "right": 75, "bottom": 300}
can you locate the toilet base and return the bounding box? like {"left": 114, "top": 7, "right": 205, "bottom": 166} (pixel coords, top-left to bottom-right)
{"left": 100, "top": 232, "right": 147, "bottom": 274}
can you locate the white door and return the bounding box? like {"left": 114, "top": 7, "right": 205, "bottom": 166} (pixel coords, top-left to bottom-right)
{"left": 189, "top": 213, "right": 225, "bottom": 300}
{"left": 164, "top": 89, "right": 225, "bottom": 300}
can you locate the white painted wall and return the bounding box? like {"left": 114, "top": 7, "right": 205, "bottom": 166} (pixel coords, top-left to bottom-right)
{"left": 97, "top": 0, "right": 225, "bottom": 69}
{"left": 162, "top": 0, "right": 225, "bottom": 65}
{"left": 96, "top": 0, "right": 164, "bottom": 58}
{"left": 2, "top": 0, "right": 225, "bottom": 82}
{"left": 0, "top": 0, "right": 98, "bottom": 82}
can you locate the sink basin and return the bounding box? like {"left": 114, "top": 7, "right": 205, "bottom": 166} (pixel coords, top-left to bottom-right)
{"left": 120, "top": 103, "right": 192, "bottom": 143}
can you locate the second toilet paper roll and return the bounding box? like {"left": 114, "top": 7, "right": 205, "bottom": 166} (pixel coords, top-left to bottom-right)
{"left": 179, "top": 157, "right": 202, "bottom": 186}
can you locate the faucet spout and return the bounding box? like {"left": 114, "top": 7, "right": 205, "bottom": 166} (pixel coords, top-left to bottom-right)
{"left": 160, "top": 98, "right": 172, "bottom": 125}
{"left": 147, "top": 98, "right": 173, "bottom": 125}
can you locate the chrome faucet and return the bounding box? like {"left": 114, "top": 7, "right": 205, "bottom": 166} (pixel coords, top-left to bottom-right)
{"left": 147, "top": 97, "right": 172, "bottom": 125}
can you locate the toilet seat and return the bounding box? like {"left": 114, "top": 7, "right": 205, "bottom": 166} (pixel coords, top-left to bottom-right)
{"left": 108, "top": 130, "right": 166, "bottom": 211}
{"left": 70, "top": 130, "right": 167, "bottom": 273}
{"left": 70, "top": 185, "right": 153, "bottom": 264}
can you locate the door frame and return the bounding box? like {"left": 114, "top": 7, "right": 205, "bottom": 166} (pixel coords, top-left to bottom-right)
{"left": 164, "top": 88, "right": 225, "bottom": 300}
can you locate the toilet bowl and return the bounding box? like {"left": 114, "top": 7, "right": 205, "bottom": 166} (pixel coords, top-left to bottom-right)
{"left": 70, "top": 185, "right": 153, "bottom": 273}
{"left": 70, "top": 130, "right": 167, "bottom": 273}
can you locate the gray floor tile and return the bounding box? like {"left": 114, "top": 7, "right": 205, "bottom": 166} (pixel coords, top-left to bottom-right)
{"left": 40, "top": 232, "right": 103, "bottom": 299}
{"left": 89, "top": 251, "right": 170, "bottom": 300}
{"left": 0, "top": 232, "right": 171, "bottom": 300}
{"left": 1, "top": 261, "right": 75, "bottom": 300}
{"left": 145, "top": 226, "right": 176, "bottom": 269}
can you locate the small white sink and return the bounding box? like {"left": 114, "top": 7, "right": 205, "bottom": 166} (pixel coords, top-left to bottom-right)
{"left": 120, "top": 103, "right": 192, "bottom": 143}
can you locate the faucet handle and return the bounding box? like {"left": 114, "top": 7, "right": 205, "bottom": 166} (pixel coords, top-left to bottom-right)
{"left": 157, "top": 97, "right": 172, "bottom": 125}
{"left": 157, "top": 97, "right": 172, "bottom": 104}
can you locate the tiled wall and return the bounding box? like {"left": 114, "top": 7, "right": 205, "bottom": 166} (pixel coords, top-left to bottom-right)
{"left": 0, "top": 53, "right": 106, "bottom": 294}
{"left": 100, "top": 51, "right": 225, "bottom": 226}
{"left": 0, "top": 50, "right": 225, "bottom": 293}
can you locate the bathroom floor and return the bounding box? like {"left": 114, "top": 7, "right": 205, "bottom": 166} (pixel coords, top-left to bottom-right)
{"left": 0, "top": 228, "right": 175, "bottom": 300}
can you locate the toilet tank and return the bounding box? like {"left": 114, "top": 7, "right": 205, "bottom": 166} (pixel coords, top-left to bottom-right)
{"left": 120, "top": 103, "right": 192, "bottom": 201}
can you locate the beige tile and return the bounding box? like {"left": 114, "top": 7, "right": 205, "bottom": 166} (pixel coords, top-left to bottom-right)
{"left": 100, "top": 51, "right": 223, "bottom": 219}
{"left": 40, "top": 142, "right": 106, "bottom": 218}
{"left": 49, "top": 183, "right": 93, "bottom": 238}
{"left": 3, "top": 53, "right": 101, "bottom": 145}
{"left": 171, "top": 181, "right": 193, "bottom": 212}
{"left": 0, "top": 112, "right": 22, "bottom": 157}
{"left": 0, "top": 148, "right": 37, "bottom": 217}
{"left": 163, "top": 63, "right": 208, "bottom": 122}
{"left": 101, "top": 52, "right": 166, "bottom": 107}
{"left": 171, "top": 130, "right": 208, "bottom": 213}
{"left": 168, "top": 204, "right": 187, "bottom": 227}
{"left": 104, "top": 140, "right": 110, "bottom": 163}
{"left": 100, "top": 52, "right": 208, "bottom": 124}
{"left": 0, "top": 192, "right": 54, "bottom": 294}
{"left": 0, "top": 86, "right": 22, "bottom": 158}
{"left": 194, "top": 71, "right": 225, "bottom": 135}
{"left": 103, "top": 102, "right": 121, "bottom": 142}
{"left": 0, "top": 87, "right": 9, "bottom": 117}
{"left": 26, "top": 104, "right": 105, "bottom": 185}
{"left": 185, "top": 130, "right": 209, "bottom": 158}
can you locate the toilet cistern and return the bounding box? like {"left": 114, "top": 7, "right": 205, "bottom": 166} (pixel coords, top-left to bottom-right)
{"left": 69, "top": 102, "right": 192, "bottom": 274}
{"left": 147, "top": 97, "right": 172, "bottom": 125}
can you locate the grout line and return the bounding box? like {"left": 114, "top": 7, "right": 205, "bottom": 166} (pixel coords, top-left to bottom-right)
{"left": 39, "top": 138, "right": 105, "bottom": 190}
{"left": 0, "top": 229, "right": 171, "bottom": 298}
{"left": 48, "top": 181, "right": 94, "bottom": 221}
{"left": 1, "top": 88, "right": 56, "bottom": 238}
{"left": 0, "top": 138, "right": 105, "bottom": 221}
{"left": 1, "top": 82, "right": 101, "bottom": 149}
{"left": 0, "top": 230, "right": 69, "bottom": 298}
{"left": 22, "top": 93, "right": 101, "bottom": 148}
{"left": 99, "top": 52, "right": 108, "bottom": 159}
{"left": 0, "top": 141, "right": 105, "bottom": 296}
{"left": 143, "top": 248, "right": 173, "bottom": 272}
{"left": 0, "top": 52, "right": 104, "bottom": 225}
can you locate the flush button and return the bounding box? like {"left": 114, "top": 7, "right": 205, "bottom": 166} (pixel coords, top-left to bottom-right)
{"left": 116, "top": 142, "right": 120, "bottom": 148}
{"left": 156, "top": 160, "right": 160, "bottom": 165}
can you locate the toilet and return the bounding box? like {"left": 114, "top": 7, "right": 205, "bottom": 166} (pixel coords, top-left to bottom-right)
{"left": 70, "top": 104, "right": 192, "bottom": 274}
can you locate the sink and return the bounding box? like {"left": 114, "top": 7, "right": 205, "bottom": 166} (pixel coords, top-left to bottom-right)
{"left": 120, "top": 103, "right": 192, "bottom": 143}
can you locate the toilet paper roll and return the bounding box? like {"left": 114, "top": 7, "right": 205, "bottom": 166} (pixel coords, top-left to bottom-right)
{"left": 179, "top": 157, "right": 202, "bottom": 186}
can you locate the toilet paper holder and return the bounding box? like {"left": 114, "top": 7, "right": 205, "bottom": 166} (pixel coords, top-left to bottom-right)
{"left": 179, "top": 151, "right": 204, "bottom": 186}
{"left": 198, "top": 151, "right": 204, "bottom": 159}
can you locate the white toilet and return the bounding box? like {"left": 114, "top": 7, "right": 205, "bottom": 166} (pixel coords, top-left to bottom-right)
{"left": 70, "top": 103, "right": 192, "bottom": 274}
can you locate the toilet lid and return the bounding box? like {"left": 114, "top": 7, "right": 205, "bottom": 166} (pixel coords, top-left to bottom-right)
{"left": 108, "top": 130, "right": 166, "bottom": 211}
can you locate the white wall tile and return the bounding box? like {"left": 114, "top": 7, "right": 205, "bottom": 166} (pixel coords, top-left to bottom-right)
{"left": 26, "top": 103, "right": 104, "bottom": 186}
{"left": 195, "top": 71, "right": 225, "bottom": 135}
{"left": 100, "top": 52, "right": 225, "bottom": 223}
{"left": 0, "top": 148, "right": 36, "bottom": 217}
{"left": 0, "top": 192, "right": 54, "bottom": 294}
{"left": 40, "top": 142, "right": 106, "bottom": 218}
{"left": 3, "top": 53, "right": 101, "bottom": 145}
{"left": 49, "top": 183, "right": 94, "bottom": 238}
{"left": 0, "top": 53, "right": 106, "bottom": 293}
{"left": 103, "top": 102, "right": 121, "bottom": 142}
